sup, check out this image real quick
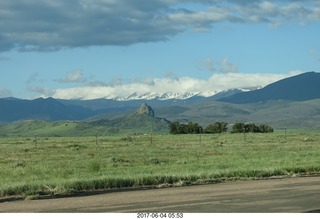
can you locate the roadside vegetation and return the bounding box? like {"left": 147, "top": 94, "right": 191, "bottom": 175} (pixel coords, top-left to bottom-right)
{"left": 1, "top": 131, "right": 320, "bottom": 199}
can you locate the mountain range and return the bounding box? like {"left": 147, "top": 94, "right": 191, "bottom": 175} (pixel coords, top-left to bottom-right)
{"left": 0, "top": 97, "right": 94, "bottom": 122}
{"left": 218, "top": 71, "right": 320, "bottom": 103}
{"left": 1, "top": 71, "right": 320, "bottom": 133}
{"left": 0, "top": 87, "right": 246, "bottom": 123}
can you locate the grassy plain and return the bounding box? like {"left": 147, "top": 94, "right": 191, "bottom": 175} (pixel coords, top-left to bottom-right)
{"left": 0, "top": 131, "right": 320, "bottom": 199}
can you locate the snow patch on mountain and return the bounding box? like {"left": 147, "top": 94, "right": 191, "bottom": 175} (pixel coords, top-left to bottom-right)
{"left": 113, "top": 92, "right": 201, "bottom": 101}
{"left": 111, "top": 87, "right": 260, "bottom": 101}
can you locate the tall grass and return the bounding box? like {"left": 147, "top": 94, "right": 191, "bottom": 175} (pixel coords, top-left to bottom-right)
{"left": 0, "top": 131, "right": 320, "bottom": 198}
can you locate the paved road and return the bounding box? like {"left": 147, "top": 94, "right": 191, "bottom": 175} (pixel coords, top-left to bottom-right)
{"left": 1, "top": 176, "right": 320, "bottom": 213}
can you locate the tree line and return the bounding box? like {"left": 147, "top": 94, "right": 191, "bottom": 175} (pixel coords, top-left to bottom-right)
{"left": 168, "top": 121, "right": 273, "bottom": 134}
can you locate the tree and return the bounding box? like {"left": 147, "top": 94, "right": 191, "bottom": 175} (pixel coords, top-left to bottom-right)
{"left": 231, "top": 122, "right": 245, "bottom": 133}
{"left": 169, "top": 121, "right": 203, "bottom": 134}
{"left": 179, "top": 123, "right": 188, "bottom": 134}
{"left": 168, "top": 121, "right": 180, "bottom": 134}
{"left": 187, "top": 122, "right": 202, "bottom": 134}
{"left": 259, "top": 124, "right": 274, "bottom": 133}
{"left": 205, "top": 122, "right": 228, "bottom": 133}
{"left": 170, "top": 121, "right": 273, "bottom": 135}
{"left": 231, "top": 122, "right": 274, "bottom": 133}
{"left": 244, "top": 123, "right": 259, "bottom": 133}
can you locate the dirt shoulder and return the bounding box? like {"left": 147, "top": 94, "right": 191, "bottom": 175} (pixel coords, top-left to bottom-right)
{"left": 1, "top": 176, "right": 320, "bottom": 213}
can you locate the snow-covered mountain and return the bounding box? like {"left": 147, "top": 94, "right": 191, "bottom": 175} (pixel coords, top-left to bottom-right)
{"left": 112, "top": 92, "right": 201, "bottom": 101}
{"left": 111, "top": 87, "right": 260, "bottom": 101}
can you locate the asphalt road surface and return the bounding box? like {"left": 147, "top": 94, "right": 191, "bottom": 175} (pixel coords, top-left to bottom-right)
{"left": 1, "top": 176, "right": 319, "bottom": 213}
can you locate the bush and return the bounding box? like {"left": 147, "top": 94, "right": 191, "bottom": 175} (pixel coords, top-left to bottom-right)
{"left": 231, "top": 122, "right": 273, "bottom": 133}
{"left": 231, "top": 122, "right": 245, "bottom": 133}
{"left": 258, "top": 124, "right": 274, "bottom": 133}
{"left": 168, "top": 121, "right": 181, "bottom": 134}
{"left": 148, "top": 157, "right": 160, "bottom": 164}
{"left": 205, "top": 122, "right": 228, "bottom": 134}
{"left": 169, "top": 121, "right": 203, "bottom": 134}
{"left": 169, "top": 121, "right": 273, "bottom": 134}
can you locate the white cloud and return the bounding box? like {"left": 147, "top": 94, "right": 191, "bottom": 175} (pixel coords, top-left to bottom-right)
{"left": 46, "top": 71, "right": 303, "bottom": 100}
{"left": 56, "top": 71, "right": 87, "bottom": 83}
{"left": 1, "top": 0, "right": 320, "bottom": 51}
{"left": 198, "top": 57, "right": 238, "bottom": 73}
{"left": 221, "top": 58, "right": 238, "bottom": 73}
{"left": 203, "top": 58, "right": 216, "bottom": 72}
{"left": 27, "top": 85, "right": 54, "bottom": 98}
{"left": 27, "top": 73, "right": 46, "bottom": 83}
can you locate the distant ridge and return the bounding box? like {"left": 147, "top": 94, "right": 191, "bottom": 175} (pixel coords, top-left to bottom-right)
{"left": 0, "top": 97, "right": 93, "bottom": 122}
{"left": 218, "top": 72, "right": 320, "bottom": 103}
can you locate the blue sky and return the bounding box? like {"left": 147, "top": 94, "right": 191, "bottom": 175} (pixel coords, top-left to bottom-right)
{"left": 0, "top": 0, "right": 319, "bottom": 99}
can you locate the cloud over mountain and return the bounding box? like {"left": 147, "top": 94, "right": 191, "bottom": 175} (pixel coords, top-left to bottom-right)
{"left": 1, "top": 0, "right": 320, "bottom": 51}
{"left": 37, "top": 71, "right": 302, "bottom": 100}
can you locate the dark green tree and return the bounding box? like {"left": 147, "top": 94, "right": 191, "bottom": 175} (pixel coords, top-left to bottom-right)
{"left": 231, "top": 122, "right": 245, "bottom": 133}
{"left": 232, "top": 122, "right": 274, "bottom": 133}
{"left": 187, "top": 122, "right": 202, "bottom": 134}
{"left": 205, "top": 122, "right": 228, "bottom": 133}
{"left": 258, "top": 124, "right": 274, "bottom": 133}
{"left": 244, "top": 123, "right": 259, "bottom": 133}
{"left": 169, "top": 121, "right": 203, "bottom": 134}
{"left": 179, "top": 123, "right": 188, "bottom": 134}
{"left": 168, "top": 121, "right": 180, "bottom": 134}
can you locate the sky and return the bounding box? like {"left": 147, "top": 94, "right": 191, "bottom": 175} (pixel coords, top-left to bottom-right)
{"left": 0, "top": 0, "right": 320, "bottom": 100}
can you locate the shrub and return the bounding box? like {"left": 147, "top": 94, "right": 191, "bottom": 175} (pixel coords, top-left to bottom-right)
{"left": 258, "top": 124, "right": 274, "bottom": 133}
{"left": 148, "top": 157, "right": 160, "bottom": 164}
{"left": 205, "top": 122, "right": 228, "bottom": 134}
{"left": 168, "top": 121, "right": 203, "bottom": 134}
{"left": 231, "top": 122, "right": 245, "bottom": 133}
{"left": 231, "top": 122, "right": 273, "bottom": 133}
{"left": 14, "top": 161, "right": 26, "bottom": 168}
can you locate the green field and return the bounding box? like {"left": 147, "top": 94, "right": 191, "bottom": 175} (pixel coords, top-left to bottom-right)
{"left": 1, "top": 131, "right": 320, "bottom": 199}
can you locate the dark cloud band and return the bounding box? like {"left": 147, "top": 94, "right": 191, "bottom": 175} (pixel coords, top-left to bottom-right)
{"left": 0, "top": 0, "right": 319, "bottom": 51}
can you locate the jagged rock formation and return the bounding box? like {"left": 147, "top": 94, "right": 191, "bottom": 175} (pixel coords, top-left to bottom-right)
{"left": 136, "top": 103, "right": 155, "bottom": 117}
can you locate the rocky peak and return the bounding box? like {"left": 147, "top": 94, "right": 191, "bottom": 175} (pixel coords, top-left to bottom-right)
{"left": 136, "top": 103, "right": 155, "bottom": 117}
